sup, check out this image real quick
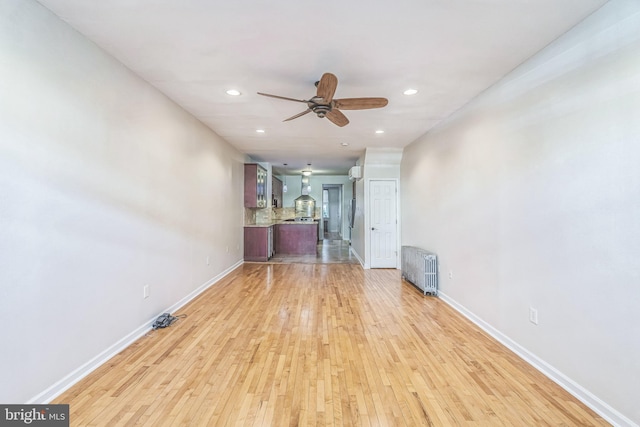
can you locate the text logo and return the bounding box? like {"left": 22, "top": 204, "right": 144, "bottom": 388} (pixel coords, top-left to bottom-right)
{"left": 0, "top": 405, "right": 68, "bottom": 427}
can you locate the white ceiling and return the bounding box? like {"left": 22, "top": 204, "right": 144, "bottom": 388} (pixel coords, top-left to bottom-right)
{"left": 36, "top": 0, "right": 607, "bottom": 175}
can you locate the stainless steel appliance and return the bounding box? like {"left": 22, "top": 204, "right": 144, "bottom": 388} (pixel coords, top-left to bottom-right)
{"left": 294, "top": 176, "right": 315, "bottom": 219}
{"left": 294, "top": 195, "right": 315, "bottom": 218}
{"left": 348, "top": 197, "right": 356, "bottom": 228}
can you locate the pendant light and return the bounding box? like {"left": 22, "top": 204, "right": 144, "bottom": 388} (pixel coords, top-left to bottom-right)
{"left": 303, "top": 163, "right": 312, "bottom": 192}
{"left": 283, "top": 164, "right": 288, "bottom": 193}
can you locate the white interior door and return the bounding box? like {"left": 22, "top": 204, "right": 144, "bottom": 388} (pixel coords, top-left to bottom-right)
{"left": 369, "top": 180, "right": 397, "bottom": 268}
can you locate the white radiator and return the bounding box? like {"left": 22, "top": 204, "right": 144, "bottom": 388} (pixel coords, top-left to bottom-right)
{"left": 401, "top": 246, "right": 438, "bottom": 296}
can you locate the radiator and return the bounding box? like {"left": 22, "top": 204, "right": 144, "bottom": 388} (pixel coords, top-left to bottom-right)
{"left": 401, "top": 246, "right": 438, "bottom": 296}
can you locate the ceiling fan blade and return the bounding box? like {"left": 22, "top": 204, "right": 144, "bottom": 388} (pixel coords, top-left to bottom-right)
{"left": 257, "top": 92, "right": 308, "bottom": 103}
{"left": 283, "top": 109, "right": 312, "bottom": 122}
{"left": 316, "top": 73, "right": 338, "bottom": 103}
{"left": 325, "top": 109, "right": 349, "bottom": 127}
{"left": 333, "top": 97, "right": 389, "bottom": 110}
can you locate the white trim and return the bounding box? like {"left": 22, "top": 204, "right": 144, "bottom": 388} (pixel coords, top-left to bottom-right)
{"left": 349, "top": 246, "right": 366, "bottom": 268}
{"left": 161, "top": 260, "right": 243, "bottom": 321}
{"left": 439, "top": 291, "right": 637, "bottom": 427}
{"left": 29, "top": 260, "right": 244, "bottom": 404}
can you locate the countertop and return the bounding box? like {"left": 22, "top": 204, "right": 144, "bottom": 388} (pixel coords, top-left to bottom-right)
{"left": 244, "top": 220, "right": 319, "bottom": 228}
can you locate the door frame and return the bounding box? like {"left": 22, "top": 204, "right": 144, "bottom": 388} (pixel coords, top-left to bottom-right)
{"left": 322, "top": 184, "right": 343, "bottom": 236}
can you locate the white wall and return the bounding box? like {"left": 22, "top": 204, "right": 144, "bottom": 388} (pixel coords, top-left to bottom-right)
{"left": 351, "top": 148, "right": 403, "bottom": 268}
{"left": 401, "top": 1, "right": 640, "bottom": 425}
{"left": 0, "top": 1, "right": 246, "bottom": 403}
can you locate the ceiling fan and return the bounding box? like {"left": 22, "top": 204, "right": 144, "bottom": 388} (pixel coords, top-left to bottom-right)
{"left": 257, "top": 73, "right": 388, "bottom": 127}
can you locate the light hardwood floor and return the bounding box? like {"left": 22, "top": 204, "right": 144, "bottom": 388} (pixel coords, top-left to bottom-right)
{"left": 268, "top": 239, "right": 358, "bottom": 264}
{"left": 55, "top": 263, "right": 609, "bottom": 426}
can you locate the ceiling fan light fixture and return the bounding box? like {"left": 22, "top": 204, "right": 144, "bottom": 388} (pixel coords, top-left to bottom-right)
{"left": 226, "top": 89, "right": 241, "bottom": 96}
{"left": 403, "top": 89, "right": 418, "bottom": 96}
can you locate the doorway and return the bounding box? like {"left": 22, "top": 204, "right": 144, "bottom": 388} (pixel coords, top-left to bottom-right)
{"left": 369, "top": 179, "right": 398, "bottom": 268}
{"left": 322, "top": 184, "right": 342, "bottom": 241}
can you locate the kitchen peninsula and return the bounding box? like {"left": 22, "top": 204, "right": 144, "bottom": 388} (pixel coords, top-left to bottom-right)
{"left": 275, "top": 220, "right": 318, "bottom": 255}
{"left": 243, "top": 219, "right": 319, "bottom": 261}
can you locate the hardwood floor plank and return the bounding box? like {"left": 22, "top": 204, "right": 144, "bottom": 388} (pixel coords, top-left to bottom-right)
{"left": 54, "top": 263, "right": 609, "bottom": 426}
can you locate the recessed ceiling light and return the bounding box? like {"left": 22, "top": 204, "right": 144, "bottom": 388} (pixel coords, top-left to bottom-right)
{"left": 341, "top": 142, "right": 349, "bottom": 146}
{"left": 226, "top": 89, "right": 241, "bottom": 96}
{"left": 256, "top": 129, "right": 265, "bottom": 133}
{"left": 403, "top": 89, "right": 418, "bottom": 96}
{"left": 375, "top": 130, "right": 385, "bottom": 134}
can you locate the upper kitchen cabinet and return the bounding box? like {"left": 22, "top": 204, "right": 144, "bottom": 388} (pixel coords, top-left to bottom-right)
{"left": 244, "top": 163, "right": 268, "bottom": 208}
{"left": 272, "top": 176, "right": 283, "bottom": 208}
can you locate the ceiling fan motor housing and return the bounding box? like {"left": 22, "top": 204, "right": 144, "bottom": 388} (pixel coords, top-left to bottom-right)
{"left": 312, "top": 104, "right": 331, "bottom": 118}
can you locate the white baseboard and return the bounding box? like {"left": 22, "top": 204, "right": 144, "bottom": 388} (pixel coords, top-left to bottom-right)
{"left": 29, "top": 315, "right": 157, "bottom": 404}
{"left": 29, "top": 260, "right": 244, "bottom": 404}
{"left": 163, "top": 260, "right": 243, "bottom": 316}
{"left": 439, "top": 292, "right": 637, "bottom": 427}
{"left": 349, "top": 247, "right": 366, "bottom": 268}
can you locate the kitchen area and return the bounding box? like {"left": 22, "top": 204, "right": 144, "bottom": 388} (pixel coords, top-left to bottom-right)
{"left": 243, "top": 163, "right": 356, "bottom": 263}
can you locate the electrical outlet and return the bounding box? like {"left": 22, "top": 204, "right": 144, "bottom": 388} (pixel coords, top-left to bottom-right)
{"left": 448, "top": 270, "right": 453, "bottom": 279}
{"left": 529, "top": 307, "right": 538, "bottom": 325}
{"left": 143, "top": 284, "right": 150, "bottom": 299}
{"left": 206, "top": 256, "right": 210, "bottom": 265}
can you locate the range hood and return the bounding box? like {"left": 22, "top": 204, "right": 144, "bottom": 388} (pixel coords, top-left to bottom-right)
{"left": 294, "top": 176, "right": 315, "bottom": 218}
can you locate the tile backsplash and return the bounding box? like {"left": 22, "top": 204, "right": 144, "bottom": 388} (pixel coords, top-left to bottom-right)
{"left": 244, "top": 207, "right": 321, "bottom": 225}
{"left": 244, "top": 208, "right": 257, "bottom": 225}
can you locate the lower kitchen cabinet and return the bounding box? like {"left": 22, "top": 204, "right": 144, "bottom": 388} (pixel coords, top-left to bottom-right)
{"left": 275, "top": 222, "right": 318, "bottom": 255}
{"left": 244, "top": 226, "right": 273, "bottom": 262}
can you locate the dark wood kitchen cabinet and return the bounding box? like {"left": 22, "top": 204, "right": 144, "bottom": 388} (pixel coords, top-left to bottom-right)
{"left": 244, "top": 226, "right": 274, "bottom": 261}
{"left": 244, "top": 163, "right": 268, "bottom": 208}
{"left": 275, "top": 222, "right": 318, "bottom": 255}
